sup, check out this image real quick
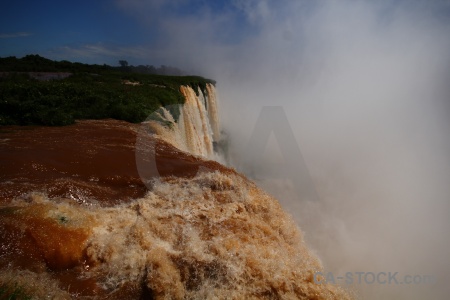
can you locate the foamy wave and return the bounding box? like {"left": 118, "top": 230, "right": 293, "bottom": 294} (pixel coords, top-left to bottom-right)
{"left": 0, "top": 270, "right": 71, "bottom": 299}
{"left": 3, "top": 171, "right": 352, "bottom": 298}
{"left": 79, "top": 171, "right": 351, "bottom": 298}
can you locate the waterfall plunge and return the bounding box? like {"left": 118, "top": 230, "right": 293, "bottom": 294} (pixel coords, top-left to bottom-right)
{"left": 146, "top": 83, "right": 221, "bottom": 159}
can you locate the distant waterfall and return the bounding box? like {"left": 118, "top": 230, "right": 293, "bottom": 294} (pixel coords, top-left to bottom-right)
{"left": 205, "top": 84, "right": 220, "bottom": 142}
{"left": 178, "top": 85, "right": 214, "bottom": 157}
{"left": 145, "top": 83, "right": 220, "bottom": 158}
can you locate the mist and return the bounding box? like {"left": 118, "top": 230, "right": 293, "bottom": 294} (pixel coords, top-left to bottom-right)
{"left": 216, "top": 2, "right": 450, "bottom": 299}
{"left": 119, "top": 0, "right": 450, "bottom": 298}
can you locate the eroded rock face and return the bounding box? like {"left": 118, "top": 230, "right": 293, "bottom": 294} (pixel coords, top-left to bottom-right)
{"left": 0, "top": 120, "right": 351, "bottom": 299}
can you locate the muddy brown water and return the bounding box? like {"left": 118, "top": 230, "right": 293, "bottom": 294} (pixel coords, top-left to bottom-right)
{"left": 0, "top": 119, "right": 228, "bottom": 206}
{"left": 0, "top": 119, "right": 229, "bottom": 298}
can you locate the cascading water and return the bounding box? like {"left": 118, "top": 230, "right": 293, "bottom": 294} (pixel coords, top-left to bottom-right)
{"left": 0, "top": 83, "right": 353, "bottom": 299}
{"left": 178, "top": 85, "right": 214, "bottom": 157}
{"left": 205, "top": 83, "right": 220, "bottom": 143}
{"left": 146, "top": 83, "right": 220, "bottom": 159}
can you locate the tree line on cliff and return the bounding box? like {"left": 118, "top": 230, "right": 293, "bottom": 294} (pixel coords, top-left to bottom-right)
{"left": 0, "top": 55, "right": 215, "bottom": 126}
{"left": 0, "top": 55, "right": 185, "bottom": 76}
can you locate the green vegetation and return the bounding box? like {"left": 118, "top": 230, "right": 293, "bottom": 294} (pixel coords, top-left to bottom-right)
{"left": 0, "top": 282, "right": 32, "bottom": 300}
{"left": 0, "top": 55, "right": 215, "bottom": 126}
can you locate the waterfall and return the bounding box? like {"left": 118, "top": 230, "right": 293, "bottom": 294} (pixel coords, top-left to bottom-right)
{"left": 205, "top": 83, "right": 220, "bottom": 142}
{"left": 0, "top": 85, "right": 353, "bottom": 300}
{"left": 178, "top": 85, "right": 214, "bottom": 157}
{"left": 145, "top": 83, "right": 220, "bottom": 158}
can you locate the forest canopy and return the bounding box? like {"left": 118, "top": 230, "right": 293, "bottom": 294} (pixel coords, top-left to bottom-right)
{"left": 0, "top": 55, "right": 215, "bottom": 126}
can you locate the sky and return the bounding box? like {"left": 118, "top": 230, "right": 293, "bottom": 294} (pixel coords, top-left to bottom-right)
{"left": 1, "top": 1, "right": 450, "bottom": 75}
{"left": 0, "top": 0, "right": 268, "bottom": 69}
{"left": 2, "top": 1, "right": 450, "bottom": 299}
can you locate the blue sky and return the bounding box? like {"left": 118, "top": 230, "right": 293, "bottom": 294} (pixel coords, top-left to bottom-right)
{"left": 1, "top": 0, "right": 450, "bottom": 75}
{"left": 0, "top": 0, "right": 260, "bottom": 68}
{"left": 0, "top": 0, "right": 169, "bottom": 65}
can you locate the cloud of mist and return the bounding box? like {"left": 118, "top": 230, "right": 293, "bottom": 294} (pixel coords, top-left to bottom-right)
{"left": 216, "top": 3, "right": 450, "bottom": 299}
{"left": 119, "top": 1, "right": 450, "bottom": 298}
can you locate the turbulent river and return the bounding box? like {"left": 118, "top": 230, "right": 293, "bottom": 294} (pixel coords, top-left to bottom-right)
{"left": 0, "top": 85, "right": 351, "bottom": 299}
